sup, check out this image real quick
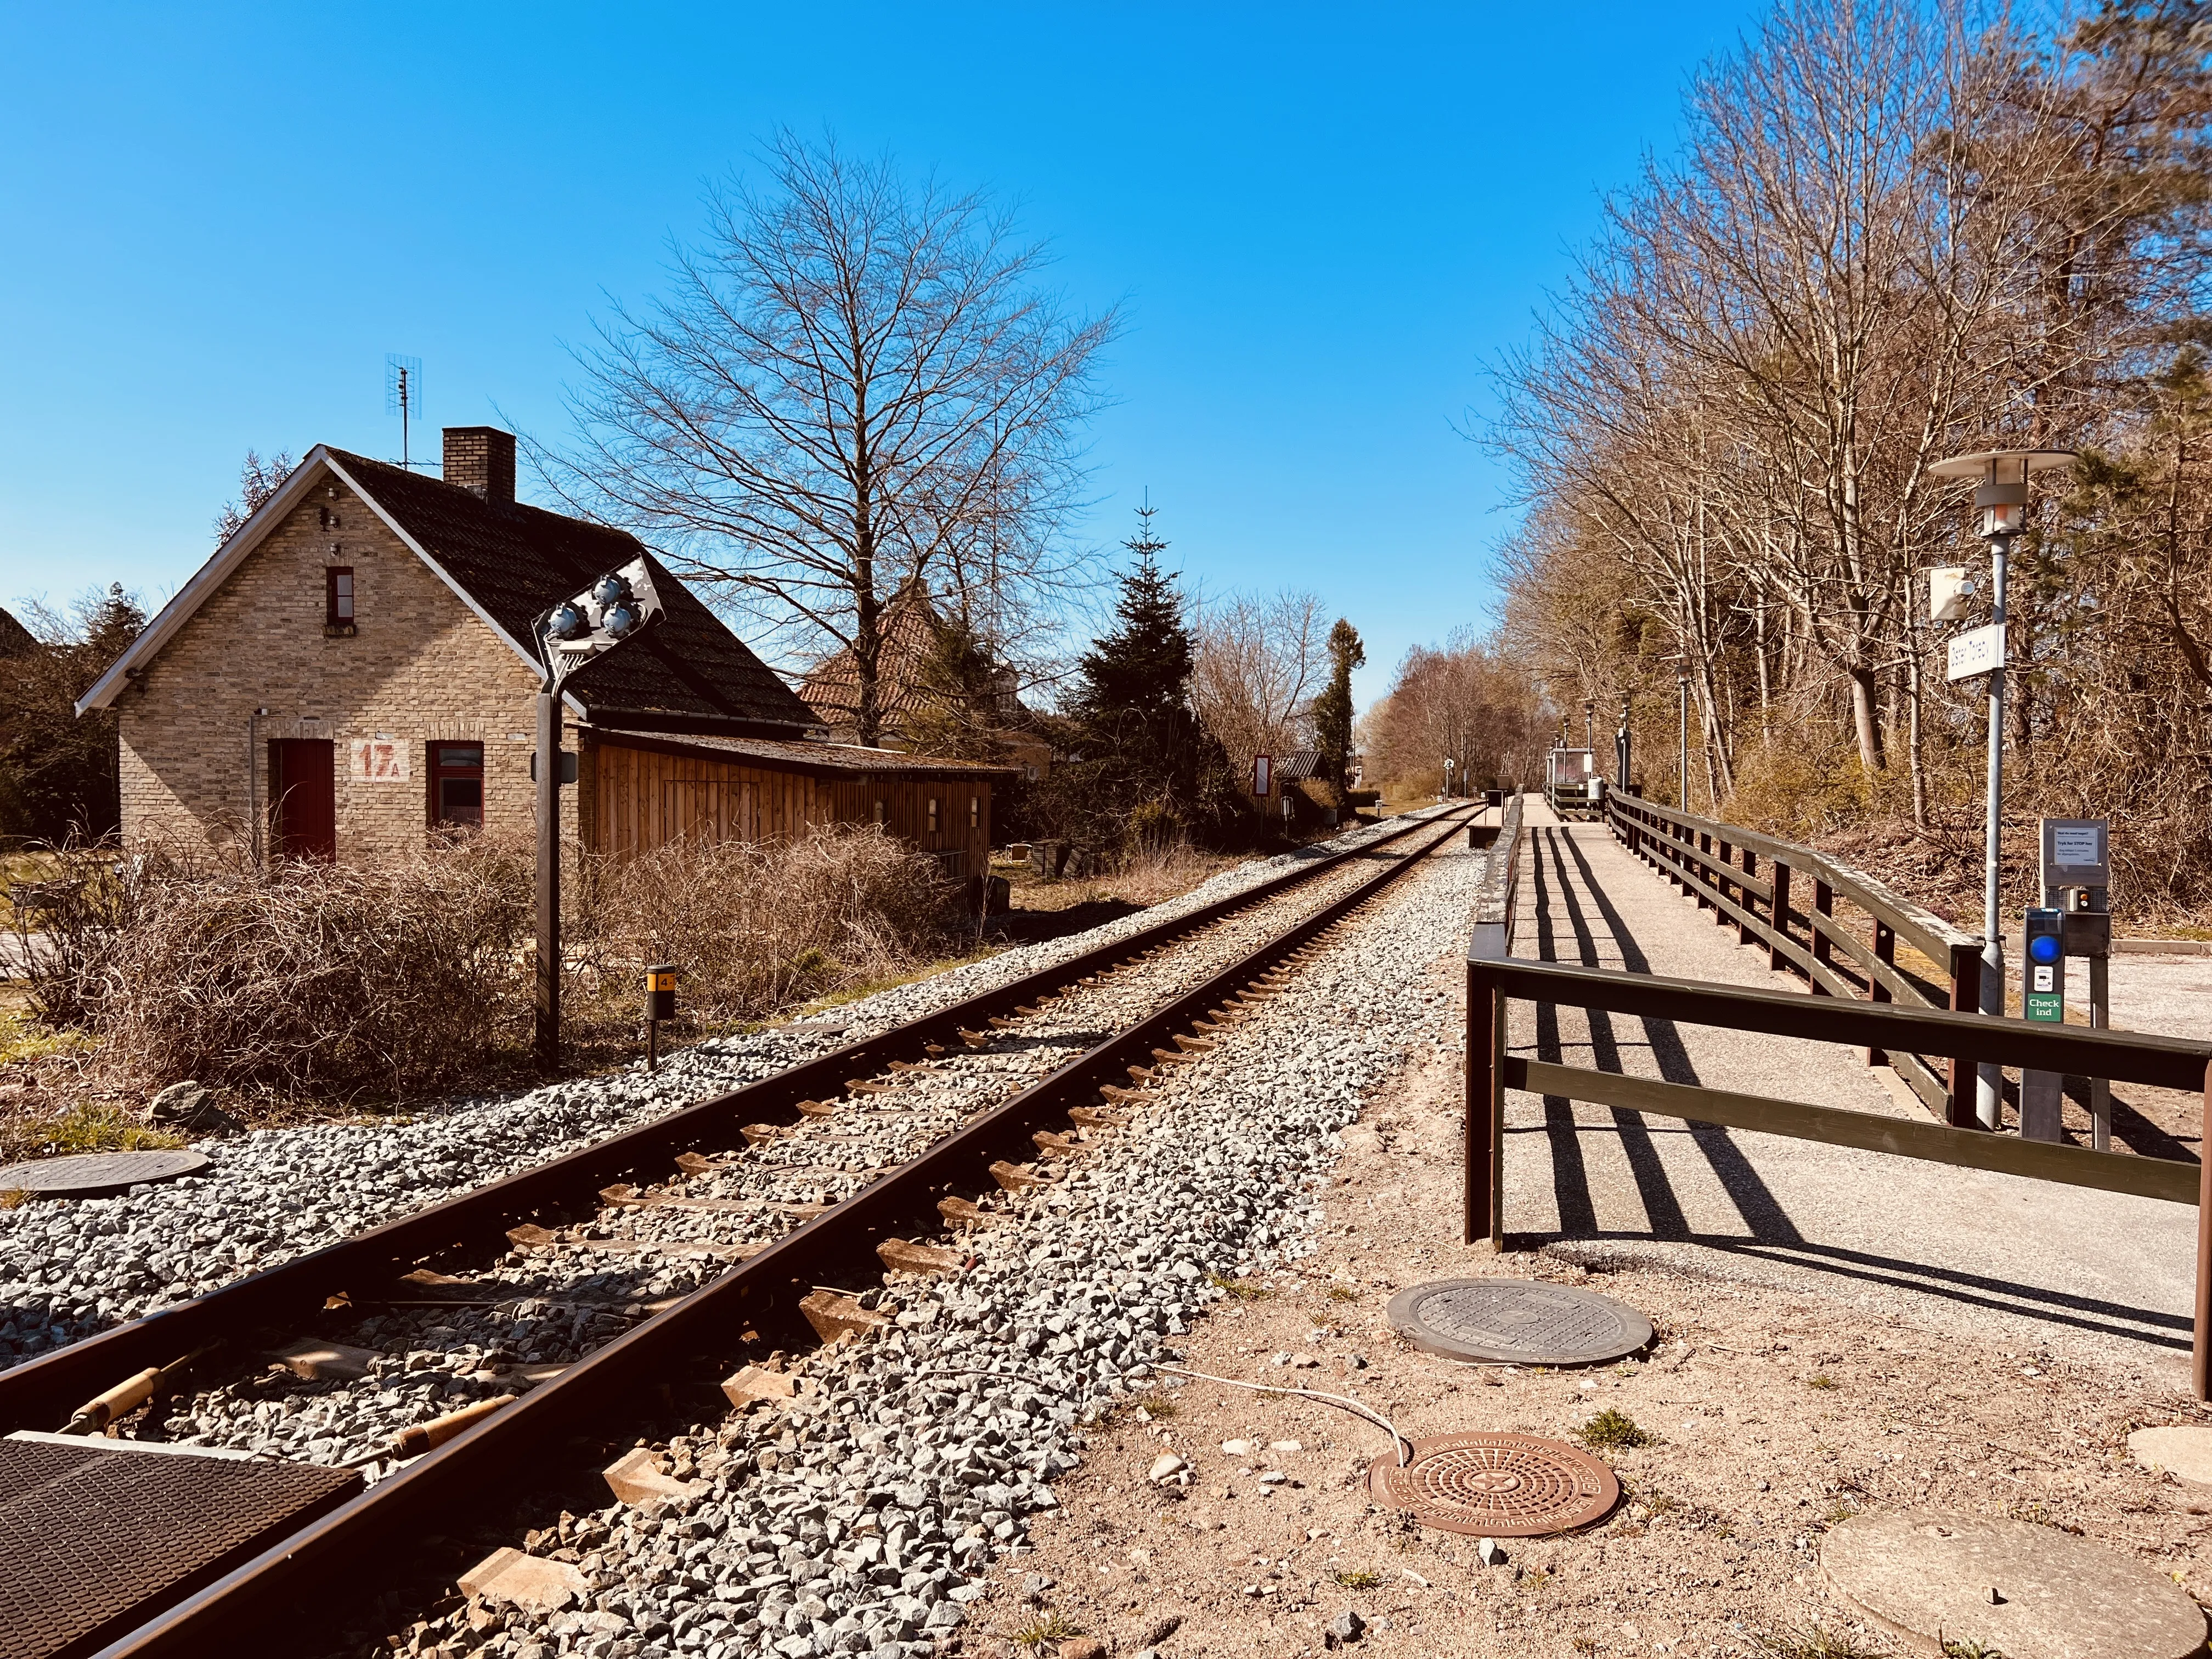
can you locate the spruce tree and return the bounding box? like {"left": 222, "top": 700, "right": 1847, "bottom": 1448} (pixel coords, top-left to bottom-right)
{"left": 1311, "top": 618, "right": 1365, "bottom": 795}
{"left": 1049, "top": 504, "right": 1238, "bottom": 845}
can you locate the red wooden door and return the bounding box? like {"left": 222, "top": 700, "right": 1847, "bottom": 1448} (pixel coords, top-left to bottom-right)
{"left": 269, "top": 740, "right": 336, "bottom": 860}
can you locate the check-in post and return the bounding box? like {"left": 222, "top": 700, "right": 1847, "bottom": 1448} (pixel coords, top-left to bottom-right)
{"left": 2019, "top": 817, "right": 2113, "bottom": 1147}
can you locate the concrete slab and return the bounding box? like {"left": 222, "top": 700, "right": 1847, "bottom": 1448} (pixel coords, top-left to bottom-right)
{"left": 457, "top": 1547, "right": 587, "bottom": 1616}
{"left": 600, "top": 1447, "right": 697, "bottom": 1507}
{"left": 2130, "top": 1424, "right": 2212, "bottom": 1485}
{"left": 1821, "top": 1509, "right": 2204, "bottom": 1658}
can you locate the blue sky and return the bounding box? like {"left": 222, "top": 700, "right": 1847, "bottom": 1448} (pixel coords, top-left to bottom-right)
{"left": 0, "top": 2, "right": 1756, "bottom": 708}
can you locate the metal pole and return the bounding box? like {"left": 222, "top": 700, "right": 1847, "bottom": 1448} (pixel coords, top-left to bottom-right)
{"left": 1977, "top": 535, "right": 2010, "bottom": 1128}
{"left": 1677, "top": 675, "right": 1690, "bottom": 810}
{"left": 535, "top": 685, "right": 561, "bottom": 1073}
{"left": 2090, "top": 954, "right": 2112, "bottom": 1152}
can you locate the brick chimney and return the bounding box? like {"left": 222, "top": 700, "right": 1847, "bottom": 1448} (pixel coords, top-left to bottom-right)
{"left": 442, "top": 427, "right": 516, "bottom": 501}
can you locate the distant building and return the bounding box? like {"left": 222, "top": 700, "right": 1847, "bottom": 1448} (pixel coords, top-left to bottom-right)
{"left": 78, "top": 428, "right": 1009, "bottom": 879}
{"left": 798, "top": 580, "right": 1053, "bottom": 782}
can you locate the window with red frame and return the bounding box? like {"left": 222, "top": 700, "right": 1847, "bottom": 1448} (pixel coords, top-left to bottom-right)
{"left": 325, "top": 566, "right": 356, "bottom": 634}
{"left": 428, "top": 742, "right": 484, "bottom": 829}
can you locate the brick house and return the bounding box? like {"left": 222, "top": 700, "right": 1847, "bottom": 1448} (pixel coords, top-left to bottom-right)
{"left": 78, "top": 428, "right": 1011, "bottom": 878}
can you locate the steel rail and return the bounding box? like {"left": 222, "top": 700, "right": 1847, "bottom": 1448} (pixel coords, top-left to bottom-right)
{"left": 0, "top": 805, "right": 1466, "bottom": 1436}
{"left": 85, "top": 804, "right": 1476, "bottom": 1656}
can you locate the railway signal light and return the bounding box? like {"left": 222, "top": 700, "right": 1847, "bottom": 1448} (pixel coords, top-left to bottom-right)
{"left": 528, "top": 557, "right": 671, "bottom": 1075}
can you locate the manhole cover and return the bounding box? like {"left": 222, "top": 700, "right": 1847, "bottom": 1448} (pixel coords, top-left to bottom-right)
{"left": 1368, "top": 1431, "right": 1618, "bottom": 1536}
{"left": 0, "top": 1150, "right": 210, "bottom": 1198}
{"left": 1386, "top": 1277, "right": 1652, "bottom": 1365}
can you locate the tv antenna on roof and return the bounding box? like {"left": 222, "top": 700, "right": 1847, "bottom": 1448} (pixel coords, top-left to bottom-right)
{"left": 384, "top": 354, "right": 425, "bottom": 469}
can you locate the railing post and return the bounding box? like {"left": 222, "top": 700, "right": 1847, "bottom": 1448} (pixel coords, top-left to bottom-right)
{"left": 1465, "top": 958, "right": 1503, "bottom": 1248}
{"left": 1737, "top": 848, "right": 1757, "bottom": 946}
{"left": 1811, "top": 880, "right": 1835, "bottom": 995}
{"left": 2197, "top": 1058, "right": 2211, "bottom": 1403}
{"left": 1868, "top": 921, "right": 1895, "bottom": 1066}
{"left": 1947, "top": 941, "right": 1982, "bottom": 1129}
{"left": 1769, "top": 860, "right": 1792, "bottom": 974}
{"left": 1695, "top": 831, "right": 1712, "bottom": 909}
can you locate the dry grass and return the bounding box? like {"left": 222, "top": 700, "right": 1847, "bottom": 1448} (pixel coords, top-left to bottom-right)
{"left": 17, "top": 838, "right": 534, "bottom": 1101}
{"left": 570, "top": 825, "right": 965, "bottom": 1031}
{"left": 6, "top": 825, "right": 972, "bottom": 1115}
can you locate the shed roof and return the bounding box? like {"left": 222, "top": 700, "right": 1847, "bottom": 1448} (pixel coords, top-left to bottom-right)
{"left": 590, "top": 727, "right": 1018, "bottom": 783}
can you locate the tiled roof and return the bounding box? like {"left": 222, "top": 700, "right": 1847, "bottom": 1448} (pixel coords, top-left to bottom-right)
{"left": 591, "top": 727, "right": 1018, "bottom": 780}
{"left": 328, "top": 450, "right": 820, "bottom": 736}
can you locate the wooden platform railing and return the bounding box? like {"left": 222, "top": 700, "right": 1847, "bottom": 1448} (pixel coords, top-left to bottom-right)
{"left": 1604, "top": 791, "right": 1985, "bottom": 1126}
{"left": 1460, "top": 955, "right": 2212, "bottom": 1397}
{"left": 1468, "top": 791, "right": 1525, "bottom": 961}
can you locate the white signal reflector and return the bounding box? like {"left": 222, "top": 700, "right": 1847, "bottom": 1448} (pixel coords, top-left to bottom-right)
{"left": 1946, "top": 622, "right": 2007, "bottom": 682}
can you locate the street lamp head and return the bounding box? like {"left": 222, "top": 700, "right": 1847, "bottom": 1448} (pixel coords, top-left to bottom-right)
{"left": 1930, "top": 448, "right": 2076, "bottom": 541}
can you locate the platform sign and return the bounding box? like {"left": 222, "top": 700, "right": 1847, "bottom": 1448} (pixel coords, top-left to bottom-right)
{"left": 1945, "top": 622, "right": 2007, "bottom": 682}
{"left": 2039, "top": 818, "right": 2109, "bottom": 889}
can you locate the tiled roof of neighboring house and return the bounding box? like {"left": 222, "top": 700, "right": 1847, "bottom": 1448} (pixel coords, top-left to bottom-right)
{"left": 0, "top": 606, "right": 36, "bottom": 659}
{"left": 326, "top": 451, "right": 819, "bottom": 736}
{"left": 591, "top": 727, "right": 1018, "bottom": 782}
{"left": 1276, "top": 749, "right": 1326, "bottom": 782}
{"left": 798, "top": 580, "right": 943, "bottom": 731}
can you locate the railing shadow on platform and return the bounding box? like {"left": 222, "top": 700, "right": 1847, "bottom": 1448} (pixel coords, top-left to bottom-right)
{"left": 1462, "top": 951, "right": 2212, "bottom": 1396}
{"left": 1604, "top": 791, "right": 1989, "bottom": 1126}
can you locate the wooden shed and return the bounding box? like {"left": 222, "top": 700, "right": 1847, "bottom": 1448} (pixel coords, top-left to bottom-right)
{"left": 581, "top": 728, "right": 1014, "bottom": 881}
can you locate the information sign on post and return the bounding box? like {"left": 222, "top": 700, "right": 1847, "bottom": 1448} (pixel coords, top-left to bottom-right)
{"left": 1945, "top": 622, "right": 2007, "bottom": 682}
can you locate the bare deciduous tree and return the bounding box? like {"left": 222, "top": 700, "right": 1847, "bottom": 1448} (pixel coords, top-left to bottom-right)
{"left": 1192, "top": 589, "right": 1329, "bottom": 790}
{"left": 212, "top": 450, "right": 298, "bottom": 543}
{"left": 548, "top": 132, "right": 1119, "bottom": 745}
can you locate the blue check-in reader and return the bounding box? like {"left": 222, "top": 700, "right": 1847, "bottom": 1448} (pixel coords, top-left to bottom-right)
{"left": 2023, "top": 907, "right": 2065, "bottom": 1023}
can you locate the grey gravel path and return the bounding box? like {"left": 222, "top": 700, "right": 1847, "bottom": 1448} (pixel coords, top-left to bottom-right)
{"left": 1502, "top": 802, "right": 2197, "bottom": 1377}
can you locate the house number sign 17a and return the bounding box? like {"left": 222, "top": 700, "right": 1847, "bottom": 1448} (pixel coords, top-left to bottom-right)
{"left": 349, "top": 739, "right": 410, "bottom": 782}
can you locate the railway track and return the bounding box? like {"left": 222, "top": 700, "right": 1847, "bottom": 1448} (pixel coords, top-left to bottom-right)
{"left": 1, "top": 804, "right": 1477, "bottom": 1658}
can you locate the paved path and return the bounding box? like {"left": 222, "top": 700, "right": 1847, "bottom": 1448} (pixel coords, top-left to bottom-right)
{"left": 1502, "top": 800, "right": 2197, "bottom": 1376}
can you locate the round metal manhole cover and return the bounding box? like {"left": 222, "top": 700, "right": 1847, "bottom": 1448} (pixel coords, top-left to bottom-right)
{"left": 0, "top": 1149, "right": 210, "bottom": 1197}
{"left": 1386, "top": 1277, "right": 1652, "bottom": 1366}
{"left": 1369, "top": 1431, "right": 1620, "bottom": 1536}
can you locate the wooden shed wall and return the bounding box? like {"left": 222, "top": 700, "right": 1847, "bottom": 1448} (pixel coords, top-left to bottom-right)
{"left": 586, "top": 740, "right": 993, "bottom": 876}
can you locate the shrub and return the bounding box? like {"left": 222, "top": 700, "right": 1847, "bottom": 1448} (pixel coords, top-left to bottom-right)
{"left": 572, "top": 824, "right": 964, "bottom": 1028}
{"left": 22, "top": 837, "right": 533, "bottom": 1099}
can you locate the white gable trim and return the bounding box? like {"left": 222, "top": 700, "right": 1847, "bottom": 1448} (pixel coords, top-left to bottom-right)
{"left": 77, "top": 449, "right": 579, "bottom": 717}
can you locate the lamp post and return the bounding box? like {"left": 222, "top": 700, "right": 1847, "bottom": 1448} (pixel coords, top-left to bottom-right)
{"left": 1928, "top": 447, "right": 2075, "bottom": 1128}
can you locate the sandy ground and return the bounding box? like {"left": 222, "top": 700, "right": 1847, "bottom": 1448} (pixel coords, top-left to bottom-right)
{"left": 956, "top": 811, "right": 2212, "bottom": 1659}
{"left": 958, "top": 1040, "right": 2212, "bottom": 1659}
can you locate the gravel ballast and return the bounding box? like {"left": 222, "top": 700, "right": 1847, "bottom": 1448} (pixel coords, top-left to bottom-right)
{"left": 0, "top": 811, "right": 1448, "bottom": 1375}
{"left": 404, "top": 823, "right": 1485, "bottom": 1659}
